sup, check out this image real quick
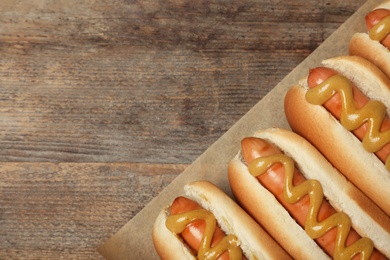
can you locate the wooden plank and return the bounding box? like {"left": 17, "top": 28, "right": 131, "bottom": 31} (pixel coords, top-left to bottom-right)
{"left": 0, "top": 0, "right": 365, "bottom": 163}
{"left": 0, "top": 0, "right": 368, "bottom": 258}
{"left": 0, "top": 162, "right": 187, "bottom": 258}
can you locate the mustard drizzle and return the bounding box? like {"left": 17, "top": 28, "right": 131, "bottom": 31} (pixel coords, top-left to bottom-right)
{"left": 248, "top": 154, "right": 374, "bottom": 260}
{"left": 305, "top": 74, "right": 390, "bottom": 171}
{"left": 369, "top": 15, "right": 390, "bottom": 42}
{"left": 165, "top": 208, "right": 242, "bottom": 260}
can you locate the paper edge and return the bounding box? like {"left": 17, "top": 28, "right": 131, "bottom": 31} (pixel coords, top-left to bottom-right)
{"left": 97, "top": 0, "right": 380, "bottom": 259}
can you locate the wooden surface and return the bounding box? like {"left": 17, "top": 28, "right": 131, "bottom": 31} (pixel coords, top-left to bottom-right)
{"left": 0, "top": 0, "right": 366, "bottom": 258}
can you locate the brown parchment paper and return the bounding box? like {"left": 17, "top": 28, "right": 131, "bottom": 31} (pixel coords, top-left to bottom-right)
{"left": 98, "top": 0, "right": 382, "bottom": 259}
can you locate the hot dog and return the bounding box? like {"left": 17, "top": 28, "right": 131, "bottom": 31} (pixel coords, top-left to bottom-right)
{"left": 228, "top": 128, "right": 390, "bottom": 259}
{"left": 349, "top": 1, "right": 390, "bottom": 79}
{"left": 284, "top": 55, "right": 390, "bottom": 217}
{"left": 152, "top": 180, "right": 291, "bottom": 260}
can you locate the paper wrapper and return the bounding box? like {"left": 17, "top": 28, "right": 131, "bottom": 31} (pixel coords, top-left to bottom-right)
{"left": 98, "top": 0, "right": 382, "bottom": 258}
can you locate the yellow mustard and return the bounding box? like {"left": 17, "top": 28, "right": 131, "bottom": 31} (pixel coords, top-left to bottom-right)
{"left": 369, "top": 16, "right": 390, "bottom": 42}
{"left": 166, "top": 208, "right": 242, "bottom": 260}
{"left": 248, "top": 154, "right": 374, "bottom": 259}
{"left": 305, "top": 74, "right": 390, "bottom": 171}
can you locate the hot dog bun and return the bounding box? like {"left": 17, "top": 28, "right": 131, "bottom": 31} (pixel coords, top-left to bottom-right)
{"left": 349, "top": 1, "right": 390, "bottom": 79}
{"left": 349, "top": 33, "right": 390, "bottom": 79}
{"left": 152, "top": 180, "right": 291, "bottom": 260}
{"left": 284, "top": 55, "right": 390, "bottom": 217}
{"left": 228, "top": 128, "right": 390, "bottom": 258}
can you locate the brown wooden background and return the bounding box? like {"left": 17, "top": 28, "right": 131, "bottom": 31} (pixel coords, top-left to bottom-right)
{"left": 0, "top": 0, "right": 366, "bottom": 258}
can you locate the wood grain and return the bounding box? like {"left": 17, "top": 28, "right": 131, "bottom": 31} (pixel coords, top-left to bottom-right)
{"left": 0, "top": 0, "right": 364, "bottom": 163}
{"left": 0, "top": 0, "right": 366, "bottom": 258}
{"left": 0, "top": 162, "right": 187, "bottom": 258}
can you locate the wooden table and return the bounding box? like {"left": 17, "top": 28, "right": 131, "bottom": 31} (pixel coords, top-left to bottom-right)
{"left": 0, "top": 0, "right": 367, "bottom": 258}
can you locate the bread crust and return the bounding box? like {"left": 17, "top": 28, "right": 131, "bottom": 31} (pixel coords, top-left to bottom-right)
{"left": 152, "top": 180, "right": 291, "bottom": 260}
{"left": 228, "top": 157, "right": 330, "bottom": 260}
{"left": 229, "top": 128, "right": 390, "bottom": 258}
{"left": 153, "top": 208, "right": 196, "bottom": 260}
{"left": 349, "top": 33, "right": 390, "bottom": 80}
{"left": 348, "top": 1, "right": 390, "bottom": 79}
{"left": 322, "top": 55, "right": 390, "bottom": 112}
{"left": 284, "top": 55, "right": 390, "bottom": 217}
{"left": 267, "top": 128, "right": 390, "bottom": 253}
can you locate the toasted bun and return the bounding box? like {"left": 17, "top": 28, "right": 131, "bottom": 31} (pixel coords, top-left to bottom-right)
{"left": 153, "top": 209, "right": 195, "bottom": 259}
{"left": 152, "top": 180, "right": 291, "bottom": 260}
{"left": 349, "top": 33, "right": 390, "bottom": 79}
{"left": 228, "top": 128, "right": 390, "bottom": 258}
{"left": 229, "top": 157, "right": 329, "bottom": 259}
{"left": 322, "top": 55, "right": 390, "bottom": 111}
{"left": 349, "top": 1, "right": 390, "bottom": 79}
{"left": 284, "top": 55, "right": 390, "bottom": 217}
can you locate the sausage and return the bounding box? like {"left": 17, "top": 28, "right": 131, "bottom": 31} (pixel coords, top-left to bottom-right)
{"left": 169, "top": 196, "right": 240, "bottom": 260}
{"left": 284, "top": 56, "right": 390, "bottom": 217}
{"left": 365, "top": 8, "right": 390, "bottom": 48}
{"left": 240, "top": 136, "right": 369, "bottom": 259}
{"left": 306, "top": 66, "right": 390, "bottom": 167}
{"left": 349, "top": 1, "right": 390, "bottom": 79}
{"left": 228, "top": 128, "right": 390, "bottom": 259}
{"left": 152, "top": 180, "right": 292, "bottom": 260}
